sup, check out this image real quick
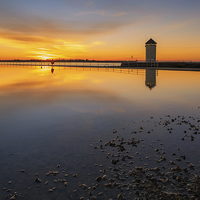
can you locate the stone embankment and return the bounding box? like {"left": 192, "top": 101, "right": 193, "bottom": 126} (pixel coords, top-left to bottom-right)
{"left": 121, "top": 61, "right": 200, "bottom": 69}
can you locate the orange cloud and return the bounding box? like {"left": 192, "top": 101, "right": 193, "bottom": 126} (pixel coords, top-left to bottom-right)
{"left": 0, "top": 30, "right": 54, "bottom": 44}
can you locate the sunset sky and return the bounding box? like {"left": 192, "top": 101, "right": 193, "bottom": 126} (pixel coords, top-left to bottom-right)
{"left": 0, "top": 0, "right": 200, "bottom": 61}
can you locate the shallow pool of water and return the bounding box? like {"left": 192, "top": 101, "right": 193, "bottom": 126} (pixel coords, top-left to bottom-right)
{"left": 0, "top": 66, "right": 200, "bottom": 199}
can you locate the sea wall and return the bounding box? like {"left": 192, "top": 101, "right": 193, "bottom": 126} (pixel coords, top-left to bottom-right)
{"left": 121, "top": 61, "right": 200, "bottom": 69}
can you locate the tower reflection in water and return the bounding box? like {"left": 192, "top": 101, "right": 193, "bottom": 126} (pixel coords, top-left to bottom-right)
{"left": 145, "top": 69, "right": 157, "bottom": 90}
{"left": 49, "top": 66, "right": 158, "bottom": 90}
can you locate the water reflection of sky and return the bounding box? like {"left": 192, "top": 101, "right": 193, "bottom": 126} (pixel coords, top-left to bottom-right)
{"left": 0, "top": 66, "right": 200, "bottom": 116}
{"left": 0, "top": 66, "right": 200, "bottom": 199}
{"left": 1, "top": 66, "right": 200, "bottom": 144}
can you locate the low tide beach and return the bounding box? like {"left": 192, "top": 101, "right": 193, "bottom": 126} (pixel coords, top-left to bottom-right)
{"left": 0, "top": 66, "right": 200, "bottom": 200}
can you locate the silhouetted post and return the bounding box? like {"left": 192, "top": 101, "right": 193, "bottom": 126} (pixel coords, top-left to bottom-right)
{"left": 51, "top": 59, "right": 54, "bottom": 67}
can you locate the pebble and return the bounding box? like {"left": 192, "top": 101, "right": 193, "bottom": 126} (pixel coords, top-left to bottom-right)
{"left": 64, "top": 182, "right": 68, "bottom": 186}
{"left": 118, "top": 193, "right": 123, "bottom": 199}
{"left": 98, "top": 192, "right": 103, "bottom": 196}
{"left": 34, "top": 178, "right": 42, "bottom": 183}
{"left": 96, "top": 176, "right": 102, "bottom": 182}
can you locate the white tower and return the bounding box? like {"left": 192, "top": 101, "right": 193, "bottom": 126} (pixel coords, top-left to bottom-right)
{"left": 145, "top": 38, "right": 157, "bottom": 62}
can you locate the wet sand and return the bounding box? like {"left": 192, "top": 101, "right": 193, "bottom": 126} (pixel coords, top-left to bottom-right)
{"left": 1, "top": 113, "right": 200, "bottom": 200}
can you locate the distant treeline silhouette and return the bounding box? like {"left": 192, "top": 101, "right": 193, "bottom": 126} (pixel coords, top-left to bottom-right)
{"left": 0, "top": 59, "right": 123, "bottom": 63}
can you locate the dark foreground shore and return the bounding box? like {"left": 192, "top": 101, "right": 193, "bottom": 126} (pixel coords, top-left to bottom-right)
{"left": 2, "top": 114, "right": 200, "bottom": 200}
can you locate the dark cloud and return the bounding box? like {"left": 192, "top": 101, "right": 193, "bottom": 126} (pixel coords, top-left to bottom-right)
{"left": 1, "top": 0, "right": 199, "bottom": 47}
{"left": 0, "top": 17, "right": 133, "bottom": 44}
{"left": 0, "top": 30, "right": 55, "bottom": 44}
{"left": 0, "top": 1, "right": 134, "bottom": 44}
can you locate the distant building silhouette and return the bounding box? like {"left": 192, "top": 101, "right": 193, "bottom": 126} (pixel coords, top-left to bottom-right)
{"left": 145, "top": 38, "right": 157, "bottom": 62}
{"left": 145, "top": 69, "right": 157, "bottom": 90}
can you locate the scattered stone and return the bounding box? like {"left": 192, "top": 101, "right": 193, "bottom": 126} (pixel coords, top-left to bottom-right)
{"left": 118, "top": 193, "right": 123, "bottom": 199}
{"left": 64, "top": 182, "right": 68, "bottom": 186}
{"left": 92, "top": 186, "right": 96, "bottom": 189}
{"left": 96, "top": 177, "right": 102, "bottom": 182}
{"left": 34, "top": 178, "right": 42, "bottom": 183}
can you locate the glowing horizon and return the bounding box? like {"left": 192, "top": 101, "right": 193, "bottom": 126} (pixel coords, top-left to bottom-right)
{"left": 0, "top": 0, "right": 200, "bottom": 61}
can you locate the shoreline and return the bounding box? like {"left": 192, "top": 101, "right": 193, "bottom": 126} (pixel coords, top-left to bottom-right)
{"left": 1, "top": 61, "right": 200, "bottom": 71}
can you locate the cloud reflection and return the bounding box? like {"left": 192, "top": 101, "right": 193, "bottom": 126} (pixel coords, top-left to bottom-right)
{"left": 0, "top": 70, "right": 125, "bottom": 104}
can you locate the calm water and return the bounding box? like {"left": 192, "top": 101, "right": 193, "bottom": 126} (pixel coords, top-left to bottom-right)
{"left": 0, "top": 66, "right": 200, "bottom": 199}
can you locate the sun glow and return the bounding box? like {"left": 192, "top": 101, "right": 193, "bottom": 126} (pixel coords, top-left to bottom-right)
{"left": 37, "top": 56, "right": 52, "bottom": 60}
